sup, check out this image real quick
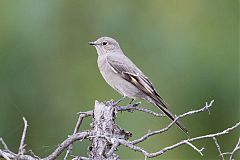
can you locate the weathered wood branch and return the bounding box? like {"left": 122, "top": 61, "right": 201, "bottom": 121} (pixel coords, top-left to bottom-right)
{"left": 89, "top": 101, "right": 131, "bottom": 160}
{"left": 0, "top": 99, "right": 239, "bottom": 160}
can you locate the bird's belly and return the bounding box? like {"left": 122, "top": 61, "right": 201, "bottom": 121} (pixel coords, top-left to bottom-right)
{"left": 98, "top": 60, "right": 139, "bottom": 98}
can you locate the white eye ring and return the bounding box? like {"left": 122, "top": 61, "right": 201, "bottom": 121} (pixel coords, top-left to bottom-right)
{"left": 102, "top": 41, "right": 108, "bottom": 45}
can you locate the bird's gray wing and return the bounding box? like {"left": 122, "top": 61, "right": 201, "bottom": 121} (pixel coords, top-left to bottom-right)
{"left": 106, "top": 55, "right": 168, "bottom": 109}
{"left": 107, "top": 55, "right": 188, "bottom": 134}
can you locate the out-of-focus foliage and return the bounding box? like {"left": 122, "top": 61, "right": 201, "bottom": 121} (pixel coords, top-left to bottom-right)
{"left": 0, "top": 1, "right": 239, "bottom": 159}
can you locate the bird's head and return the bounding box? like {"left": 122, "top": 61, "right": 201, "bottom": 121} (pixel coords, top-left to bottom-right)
{"left": 89, "top": 37, "right": 122, "bottom": 55}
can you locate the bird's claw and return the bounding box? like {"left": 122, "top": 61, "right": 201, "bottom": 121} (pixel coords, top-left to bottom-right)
{"left": 132, "top": 101, "right": 141, "bottom": 107}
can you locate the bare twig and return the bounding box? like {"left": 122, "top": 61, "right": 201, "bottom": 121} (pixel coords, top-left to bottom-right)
{"left": 0, "top": 99, "right": 239, "bottom": 160}
{"left": 185, "top": 141, "right": 204, "bottom": 156}
{"left": 0, "top": 138, "right": 9, "bottom": 151}
{"left": 116, "top": 121, "right": 240, "bottom": 158}
{"left": 132, "top": 100, "right": 215, "bottom": 144}
{"left": 64, "top": 111, "right": 93, "bottom": 160}
{"left": 0, "top": 151, "right": 36, "bottom": 160}
{"left": 0, "top": 129, "right": 90, "bottom": 160}
{"left": 117, "top": 103, "right": 165, "bottom": 117}
{"left": 222, "top": 152, "right": 232, "bottom": 156}
{"left": 43, "top": 132, "right": 90, "bottom": 160}
{"left": 71, "top": 155, "right": 90, "bottom": 160}
{"left": 229, "top": 137, "right": 240, "bottom": 160}
{"left": 18, "top": 117, "right": 28, "bottom": 155}
{"left": 75, "top": 111, "right": 93, "bottom": 133}
{"left": 0, "top": 149, "right": 11, "bottom": 160}
{"left": 28, "top": 150, "right": 41, "bottom": 159}
{"left": 213, "top": 137, "right": 225, "bottom": 160}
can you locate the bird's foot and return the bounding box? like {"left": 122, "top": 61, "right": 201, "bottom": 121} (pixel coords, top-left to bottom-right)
{"left": 126, "top": 101, "right": 141, "bottom": 112}
{"left": 128, "top": 98, "right": 135, "bottom": 104}
{"left": 130, "top": 101, "right": 141, "bottom": 107}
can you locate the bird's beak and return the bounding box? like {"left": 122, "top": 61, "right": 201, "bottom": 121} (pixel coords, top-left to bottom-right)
{"left": 88, "top": 41, "right": 100, "bottom": 46}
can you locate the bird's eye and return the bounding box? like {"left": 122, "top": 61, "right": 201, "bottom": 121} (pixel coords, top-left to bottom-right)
{"left": 102, "top": 41, "right": 108, "bottom": 45}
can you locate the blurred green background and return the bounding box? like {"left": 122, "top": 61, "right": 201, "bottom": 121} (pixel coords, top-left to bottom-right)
{"left": 0, "top": 0, "right": 239, "bottom": 159}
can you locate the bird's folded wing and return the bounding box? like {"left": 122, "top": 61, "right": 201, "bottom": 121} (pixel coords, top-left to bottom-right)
{"left": 106, "top": 56, "right": 168, "bottom": 109}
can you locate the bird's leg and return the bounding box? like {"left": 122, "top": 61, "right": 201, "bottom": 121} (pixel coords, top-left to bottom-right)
{"left": 126, "top": 98, "right": 140, "bottom": 111}
{"left": 128, "top": 98, "right": 135, "bottom": 104}
{"left": 128, "top": 98, "right": 141, "bottom": 107}
{"left": 112, "top": 96, "right": 126, "bottom": 106}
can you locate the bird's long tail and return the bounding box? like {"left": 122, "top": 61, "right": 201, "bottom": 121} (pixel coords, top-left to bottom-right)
{"left": 154, "top": 101, "right": 188, "bottom": 135}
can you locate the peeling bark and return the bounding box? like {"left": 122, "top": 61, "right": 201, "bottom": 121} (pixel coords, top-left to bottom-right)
{"left": 89, "top": 101, "right": 132, "bottom": 160}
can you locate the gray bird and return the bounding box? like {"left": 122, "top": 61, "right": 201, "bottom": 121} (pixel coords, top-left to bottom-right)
{"left": 89, "top": 36, "right": 188, "bottom": 134}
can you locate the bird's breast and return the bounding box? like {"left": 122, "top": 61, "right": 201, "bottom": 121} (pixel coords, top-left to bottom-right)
{"left": 97, "top": 56, "right": 140, "bottom": 98}
{"left": 97, "top": 56, "right": 119, "bottom": 88}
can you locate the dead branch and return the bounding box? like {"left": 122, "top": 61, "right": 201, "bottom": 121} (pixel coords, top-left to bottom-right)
{"left": 116, "top": 103, "right": 165, "bottom": 117}
{"left": 213, "top": 137, "right": 225, "bottom": 160}
{"left": 115, "top": 121, "right": 240, "bottom": 158}
{"left": 220, "top": 137, "right": 240, "bottom": 160}
{"left": 229, "top": 137, "right": 240, "bottom": 160}
{"left": 0, "top": 99, "right": 239, "bottom": 160}
{"left": 18, "top": 117, "right": 28, "bottom": 155}
{"left": 64, "top": 110, "right": 93, "bottom": 160}
{"left": 0, "top": 138, "right": 9, "bottom": 151}
{"left": 132, "top": 100, "right": 214, "bottom": 145}
{"left": 0, "top": 130, "right": 90, "bottom": 160}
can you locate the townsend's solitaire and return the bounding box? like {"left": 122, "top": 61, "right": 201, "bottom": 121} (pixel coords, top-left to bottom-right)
{"left": 89, "top": 36, "right": 188, "bottom": 134}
